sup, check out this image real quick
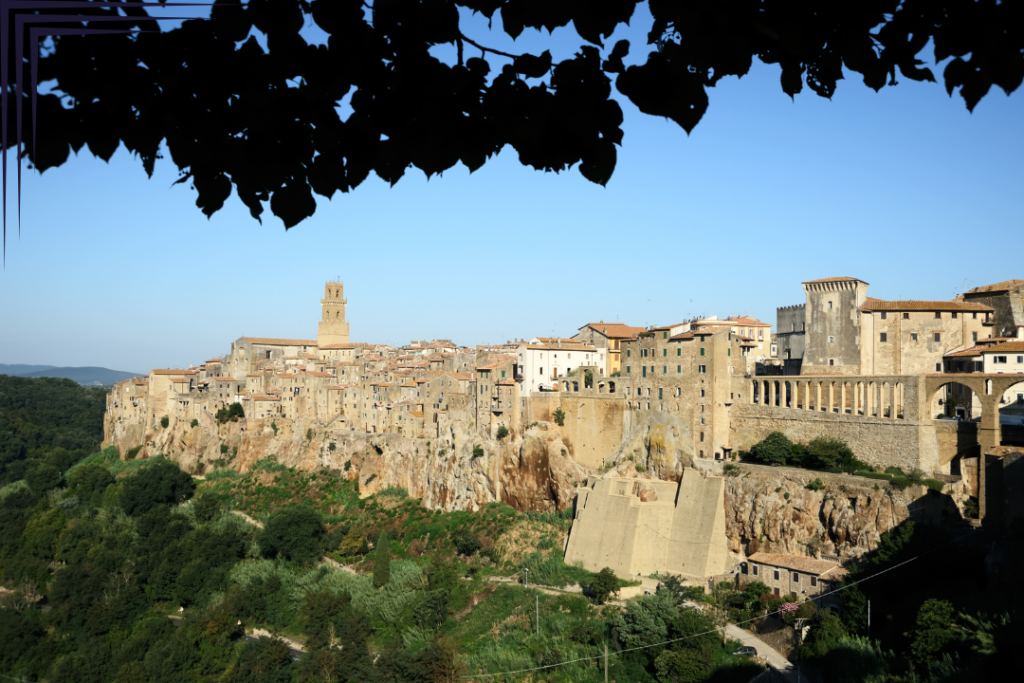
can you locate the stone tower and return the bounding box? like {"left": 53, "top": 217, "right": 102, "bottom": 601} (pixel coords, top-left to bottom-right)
{"left": 317, "top": 281, "right": 350, "bottom": 347}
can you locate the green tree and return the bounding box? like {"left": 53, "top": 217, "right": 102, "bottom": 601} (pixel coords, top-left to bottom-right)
{"left": 807, "top": 437, "right": 858, "bottom": 470}
{"left": 496, "top": 425, "right": 509, "bottom": 440}
{"left": 119, "top": 459, "right": 196, "bottom": 516}
{"left": 908, "top": 599, "right": 966, "bottom": 668}
{"left": 192, "top": 493, "right": 223, "bottom": 523}
{"left": 66, "top": 463, "right": 115, "bottom": 507}
{"left": 373, "top": 531, "right": 391, "bottom": 588}
{"left": 260, "top": 506, "right": 325, "bottom": 564}
{"left": 590, "top": 567, "right": 619, "bottom": 605}
{"left": 553, "top": 408, "right": 566, "bottom": 427}
{"left": 802, "top": 608, "right": 849, "bottom": 660}
{"left": 751, "top": 432, "right": 792, "bottom": 465}
{"left": 25, "top": 463, "right": 61, "bottom": 495}
{"left": 190, "top": 418, "right": 199, "bottom": 428}
{"left": 654, "top": 648, "right": 712, "bottom": 683}
{"left": 160, "top": 416, "right": 169, "bottom": 429}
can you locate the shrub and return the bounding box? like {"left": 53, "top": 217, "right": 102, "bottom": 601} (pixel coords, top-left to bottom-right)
{"left": 553, "top": 408, "right": 566, "bottom": 427}
{"left": 26, "top": 463, "right": 62, "bottom": 495}
{"left": 260, "top": 506, "right": 325, "bottom": 564}
{"left": 220, "top": 444, "right": 229, "bottom": 455}
{"left": 190, "top": 418, "right": 199, "bottom": 428}
{"left": 589, "top": 567, "right": 619, "bottom": 604}
{"left": 923, "top": 478, "right": 945, "bottom": 493}
{"left": 328, "top": 442, "right": 336, "bottom": 452}
{"left": 723, "top": 463, "right": 740, "bottom": 477}
{"left": 806, "top": 478, "right": 825, "bottom": 491}
{"left": 751, "top": 432, "right": 792, "bottom": 465}
{"left": 496, "top": 425, "right": 509, "bottom": 440}
{"left": 963, "top": 497, "right": 979, "bottom": 519}
{"left": 160, "top": 415, "right": 169, "bottom": 429}
{"left": 471, "top": 445, "right": 484, "bottom": 459}
{"left": 66, "top": 463, "right": 114, "bottom": 507}
{"left": 374, "top": 531, "right": 391, "bottom": 588}
{"left": 123, "top": 445, "right": 143, "bottom": 461}
{"left": 270, "top": 422, "right": 278, "bottom": 435}
{"left": 784, "top": 492, "right": 791, "bottom": 500}
{"left": 120, "top": 459, "right": 196, "bottom": 516}
{"left": 192, "top": 493, "right": 222, "bottom": 523}
{"left": 635, "top": 463, "right": 646, "bottom": 473}
{"left": 807, "top": 437, "right": 860, "bottom": 471}
{"left": 452, "top": 528, "right": 482, "bottom": 556}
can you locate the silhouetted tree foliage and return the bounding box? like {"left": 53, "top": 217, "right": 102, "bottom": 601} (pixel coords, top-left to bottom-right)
{"left": 259, "top": 505, "right": 325, "bottom": 563}
{"left": 0, "top": 375, "right": 105, "bottom": 485}
{"left": 119, "top": 458, "right": 196, "bottom": 516}
{"left": 18, "top": 0, "right": 1021, "bottom": 231}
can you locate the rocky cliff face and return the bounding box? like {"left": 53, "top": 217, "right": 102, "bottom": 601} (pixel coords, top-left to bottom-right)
{"left": 105, "top": 414, "right": 590, "bottom": 513}
{"left": 721, "top": 464, "right": 968, "bottom": 559}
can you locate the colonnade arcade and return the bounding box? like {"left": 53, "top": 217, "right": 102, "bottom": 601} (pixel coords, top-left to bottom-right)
{"left": 750, "top": 377, "right": 905, "bottom": 420}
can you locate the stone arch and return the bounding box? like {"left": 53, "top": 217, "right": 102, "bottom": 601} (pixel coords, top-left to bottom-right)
{"left": 751, "top": 380, "right": 759, "bottom": 404}
{"left": 609, "top": 381, "right": 616, "bottom": 394}
{"left": 931, "top": 381, "right": 982, "bottom": 422}
{"left": 598, "top": 381, "right": 606, "bottom": 393}
{"left": 564, "top": 381, "right": 570, "bottom": 392}
{"left": 573, "top": 381, "right": 579, "bottom": 392}
{"left": 773, "top": 380, "right": 781, "bottom": 407}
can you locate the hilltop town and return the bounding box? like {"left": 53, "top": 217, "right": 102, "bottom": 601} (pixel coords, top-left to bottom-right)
{"left": 104, "top": 277, "right": 1024, "bottom": 583}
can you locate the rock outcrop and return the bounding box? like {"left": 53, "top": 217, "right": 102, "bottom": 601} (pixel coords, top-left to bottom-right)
{"left": 721, "top": 463, "right": 968, "bottom": 559}
{"left": 105, "top": 414, "right": 590, "bottom": 513}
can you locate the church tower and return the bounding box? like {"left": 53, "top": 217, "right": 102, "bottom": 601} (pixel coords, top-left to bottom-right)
{"left": 317, "top": 281, "right": 350, "bottom": 347}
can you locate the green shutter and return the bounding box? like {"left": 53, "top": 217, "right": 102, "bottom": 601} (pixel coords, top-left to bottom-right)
{"left": 727, "top": 349, "right": 731, "bottom": 356}
{"left": 659, "top": 388, "right": 663, "bottom": 399}
{"left": 627, "top": 349, "right": 631, "bottom": 357}
{"left": 700, "top": 347, "right": 705, "bottom": 356}
{"left": 642, "top": 366, "right": 646, "bottom": 377}
{"left": 627, "top": 366, "right": 631, "bottom": 374}
{"left": 677, "top": 365, "right": 681, "bottom": 373}
{"left": 677, "top": 348, "right": 680, "bottom": 356}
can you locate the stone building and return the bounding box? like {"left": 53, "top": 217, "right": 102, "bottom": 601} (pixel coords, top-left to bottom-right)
{"left": 742, "top": 552, "right": 847, "bottom": 599}
{"left": 774, "top": 304, "right": 806, "bottom": 374}
{"left": 961, "top": 279, "right": 1024, "bottom": 339}
{"left": 515, "top": 340, "right": 600, "bottom": 394}
{"left": 317, "top": 281, "right": 350, "bottom": 347}
{"left": 573, "top": 322, "right": 645, "bottom": 376}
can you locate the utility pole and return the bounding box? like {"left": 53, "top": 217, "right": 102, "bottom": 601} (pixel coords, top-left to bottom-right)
{"left": 867, "top": 599, "right": 871, "bottom": 640}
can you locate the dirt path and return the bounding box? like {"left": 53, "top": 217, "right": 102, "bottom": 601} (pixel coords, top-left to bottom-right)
{"left": 230, "top": 510, "right": 265, "bottom": 529}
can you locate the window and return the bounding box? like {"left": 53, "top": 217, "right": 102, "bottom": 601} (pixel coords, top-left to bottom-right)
{"left": 700, "top": 389, "right": 705, "bottom": 398}
{"left": 677, "top": 348, "right": 681, "bottom": 356}
{"left": 773, "top": 569, "right": 780, "bottom": 581}
{"left": 952, "top": 312, "right": 958, "bottom": 319}
{"left": 539, "top": 367, "right": 543, "bottom": 375}
{"left": 663, "top": 366, "right": 667, "bottom": 374}
{"left": 911, "top": 333, "right": 918, "bottom": 342}
{"left": 829, "top": 359, "right": 835, "bottom": 366}
{"left": 728, "top": 348, "right": 732, "bottom": 356}
{"left": 752, "top": 564, "right": 759, "bottom": 577}
{"left": 698, "top": 365, "right": 706, "bottom": 374}
{"left": 973, "top": 312, "right": 977, "bottom": 319}
{"left": 677, "top": 365, "right": 681, "bottom": 373}
{"left": 1018, "top": 356, "right": 1024, "bottom": 364}
{"left": 627, "top": 349, "right": 631, "bottom": 357}
{"left": 903, "top": 312, "right": 910, "bottom": 320}
{"left": 700, "top": 432, "right": 704, "bottom": 442}
{"left": 828, "top": 336, "right": 834, "bottom": 344}
{"left": 935, "top": 312, "right": 942, "bottom": 319}
{"left": 828, "top": 301, "right": 833, "bottom": 310}
{"left": 973, "top": 332, "right": 978, "bottom": 343}
{"left": 663, "top": 331, "right": 668, "bottom": 339}
{"left": 659, "top": 388, "right": 663, "bottom": 399}
{"left": 810, "top": 576, "right": 817, "bottom": 587}
{"left": 792, "top": 572, "right": 800, "bottom": 583}
{"left": 663, "top": 349, "right": 667, "bottom": 357}
{"left": 627, "top": 366, "right": 630, "bottom": 374}
{"left": 880, "top": 311, "right": 887, "bottom": 319}
{"left": 880, "top": 333, "right": 887, "bottom": 343}
{"left": 936, "top": 362, "right": 941, "bottom": 372}
{"left": 700, "top": 347, "right": 705, "bottom": 356}
{"left": 994, "top": 356, "right": 1008, "bottom": 364}
{"left": 501, "top": 370, "right": 505, "bottom": 378}
{"left": 934, "top": 333, "right": 941, "bottom": 342}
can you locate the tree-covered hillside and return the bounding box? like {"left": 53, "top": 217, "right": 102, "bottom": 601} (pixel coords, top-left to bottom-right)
{"left": 0, "top": 374, "right": 108, "bottom": 486}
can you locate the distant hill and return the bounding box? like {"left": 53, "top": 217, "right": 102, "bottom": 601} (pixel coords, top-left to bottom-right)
{"left": 14, "top": 366, "right": 140, "bottom": 386}
{"left": 0, "top": 363, "right": 56, "bottom": 375}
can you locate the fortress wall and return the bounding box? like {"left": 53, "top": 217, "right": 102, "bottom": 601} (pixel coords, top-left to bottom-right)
{"left": 564, "top": 473, "right": 728, "bottom": 580}
{"left": 731, "top": 403, "right": 938, "bottom": 473}
{"left": 559, "top": 394, "right": 626, "bottom": 469}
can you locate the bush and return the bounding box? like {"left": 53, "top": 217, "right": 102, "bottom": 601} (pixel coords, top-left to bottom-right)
{"left": 220, "top": 444, "right": 229, "bottom": 455}
{"left": 190, "top": 419, "right": 199, "bottom": 428}
{"left": 723, "top": 464, "right": 740, "bottom": 477}
{"left": 119, "top": 459, "right": 196, "bottom": 516}
{"left": 552, "top": 408, "right": 565, "bottom": 427}
{"left": 125, "top": 445, "right": 142, "bottom": 460}
{"left": 471, "top": 445, "right": 484, "bottom": 459}
{"left": 451, "top": 528, "right": 482, "bottom": 556}
{"left": 807, "top": 437, "right": 859, "bottom": 471}
{"left": 806, "top": 478, "right": 825, "bottom": 491}
{"left": 26, "top": 464, "right": 61, "bottom": 495}
{"left": 589, "top": 567, "right": 619, "bottom": 604}
{"left": 270, "top": 422, "right": 278, "bottom": 435}
{"left": 260, "top": 506, "right": 325, "bottom": 564}
{"left": 216, "top": 402, "right": 246, "bottom": 424}
{"left": 750, "top": 432, "right": 792, "bottom": 465}
{"left": 160, "top": 416, "right": 169, "bottom": 429}
{"left": 496, "top": 426, "right": 509, "bottom": 440}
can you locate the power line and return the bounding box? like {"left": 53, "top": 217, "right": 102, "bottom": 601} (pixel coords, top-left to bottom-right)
{"left": 462, "top": 528, "right": 979, "bottom": 679}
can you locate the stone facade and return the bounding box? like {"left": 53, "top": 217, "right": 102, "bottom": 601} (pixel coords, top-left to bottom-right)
{"left": 317, "top": 281, "right": 351, "bottom": 347}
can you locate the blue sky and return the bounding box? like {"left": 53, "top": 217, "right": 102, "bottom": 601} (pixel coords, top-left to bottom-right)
{"left": 0, "top": 3, "right": 1022, "bottom": 373}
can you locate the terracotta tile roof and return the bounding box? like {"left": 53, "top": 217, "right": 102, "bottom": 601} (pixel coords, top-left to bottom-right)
{"left": 495, "top": 379, "right": 516, "bottom": 386}
{"left": 801, "top": 276, "right": 866, "bottom": 285}
{"left": 445, "top": 372, "right": 474, "bottom": 381}
{"left": 669, "top": 332, "right": 696, "bottom": 341}
{"left": 305, "top": 371, "right": 332, "bottom": 378}
{"left": 581, "top": 322, "right": 646, "bottom": 338}
{"left": 409, "top": 411, "right": 424, "bottom": 418}
{"left": 205, "top": 358, "right": 222, "bottom": 363}
{"left": 152, "top": 368, "right": 193, "bottom": 375}
{"left": 982, "top": 341, "right": 1024, "bottom": 353}
{"left": 965, "top": 279, "right": 1024, "bottom": 295}
{"left": 241, "top": 337, "right": 318, "bottom": 346}
{"left": 860, "top": 298, "right": 992, "bottom": 313}
{"left": 727, "top": 315, "right": 771, "bottom": 326}
{"left": 944, "top": 346, "right": 982, "bottom": 358}
{"left": 170, "top": 377, "right": 192, "bottom": 384}
{"left": 521, "top": 343, "right": 596, "bottom": 352}
{"left": 747, "top": 552, "right": 847, "bottom": 577}
{"left": 319, "top": 343, "right": 361, "bottom": 349}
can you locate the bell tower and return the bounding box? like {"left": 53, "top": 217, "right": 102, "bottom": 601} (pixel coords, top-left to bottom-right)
{"left": 317, "top": 281, "right": 350, "bottom": 347}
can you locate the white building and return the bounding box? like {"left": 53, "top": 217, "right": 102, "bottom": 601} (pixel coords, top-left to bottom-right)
{"left": 516, "top": 340, "right": 601, "bottom": 394}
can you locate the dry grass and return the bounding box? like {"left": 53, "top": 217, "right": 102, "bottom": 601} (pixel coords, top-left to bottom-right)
{"left": 492, "top": 519, "right": 555, "bottom": 566}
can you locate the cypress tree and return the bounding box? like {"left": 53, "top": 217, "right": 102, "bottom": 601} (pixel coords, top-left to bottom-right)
{"left": 373, "top": 531, "right": 391, "bottom": 588}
